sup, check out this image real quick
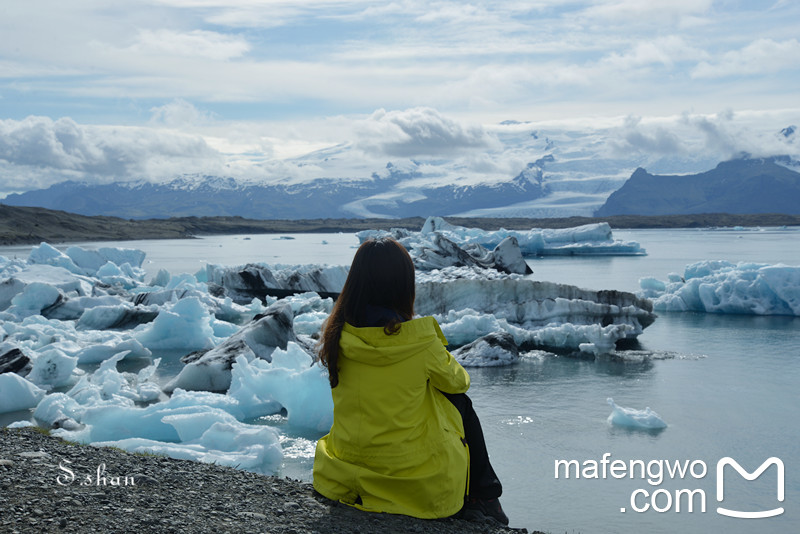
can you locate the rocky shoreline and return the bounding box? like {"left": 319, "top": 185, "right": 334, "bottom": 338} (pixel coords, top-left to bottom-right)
{"left": 1, "top": 427, "right": 532, "bottom": 534}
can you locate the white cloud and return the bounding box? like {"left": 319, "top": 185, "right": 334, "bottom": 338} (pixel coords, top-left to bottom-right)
{"left": 599, "top": 36, "right": 706, "bottom": 70}
{"left": 692, "top": 38, "right": 800, "bottom": 79}
{"left": 354, "top": 108, "right": 497, "bottom": 157}
{"left": 150, "top": 99, "right": 215, "bottom": 127}
{"left": 581, "top": 0, "right": 714, "bottom": 24}
{"left": 0, "top": 116, "right": 222, "bottom": 192}
{"left": 128, "top": 29, "right": 250, "bottom": 60}
{"left": 611, "top": 115, "right": 685, "bottom": 156}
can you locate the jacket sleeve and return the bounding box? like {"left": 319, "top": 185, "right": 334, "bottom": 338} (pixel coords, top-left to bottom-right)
{"left": 427, "top": 345, "right": 470, "bottom": 394}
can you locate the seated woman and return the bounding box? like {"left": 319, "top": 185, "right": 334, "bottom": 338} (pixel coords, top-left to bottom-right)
{"left": 313, "top": 237, "right": 507, "bottom": 525}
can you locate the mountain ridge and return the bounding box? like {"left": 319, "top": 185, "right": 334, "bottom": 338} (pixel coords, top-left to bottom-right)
{"left": 596, "top": 156, "right": 800, "bottom": 216}
{"left": 1, "top": 163, "right": 546, "bottom": 220}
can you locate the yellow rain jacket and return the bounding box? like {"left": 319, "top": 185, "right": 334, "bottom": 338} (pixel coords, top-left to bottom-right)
{"left": 313, "top": 316, "right": 471, "bottom": 519}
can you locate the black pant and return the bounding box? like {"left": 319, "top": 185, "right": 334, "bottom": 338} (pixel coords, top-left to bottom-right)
{"left": 442, "top": 392, "right": 503, "bottom": 500}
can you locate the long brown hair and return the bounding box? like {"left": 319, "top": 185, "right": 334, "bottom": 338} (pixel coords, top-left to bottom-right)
{"left": 319, "top": 237, "right": 415, "bottom": 387}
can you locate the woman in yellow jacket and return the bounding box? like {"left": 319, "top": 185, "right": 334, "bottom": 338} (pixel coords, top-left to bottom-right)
{"left": 313, "top": 237, "right": 507, "bottom": 524}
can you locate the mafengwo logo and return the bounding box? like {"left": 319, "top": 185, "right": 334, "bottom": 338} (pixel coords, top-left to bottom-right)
{"left": 716, "top": 457, "right": 784, "bottom": 519}
{"left": 554, "top": 454, "right": 786, "bottom": 517}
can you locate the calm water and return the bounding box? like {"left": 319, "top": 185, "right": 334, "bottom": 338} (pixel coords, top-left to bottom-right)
{"left": 3, "top": 228, "right": 799, "bottom": 533}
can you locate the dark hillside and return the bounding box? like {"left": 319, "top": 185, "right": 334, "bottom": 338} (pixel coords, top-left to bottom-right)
{"left": 596, "top": 157, "right": 800, "bottom": 216}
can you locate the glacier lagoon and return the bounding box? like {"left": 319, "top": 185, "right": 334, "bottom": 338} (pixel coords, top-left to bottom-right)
{"left": 1, "top": 227, "right": 799, "bottom": 533}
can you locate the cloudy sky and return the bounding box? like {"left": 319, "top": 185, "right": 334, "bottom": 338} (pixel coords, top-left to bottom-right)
{"left": 1, "top": 0, "right": 799, "bottom": 194}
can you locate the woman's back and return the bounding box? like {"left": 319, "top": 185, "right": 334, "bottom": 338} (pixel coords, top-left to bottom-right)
{"left": 313, "top": 317, "right": 471, "bottom": 518}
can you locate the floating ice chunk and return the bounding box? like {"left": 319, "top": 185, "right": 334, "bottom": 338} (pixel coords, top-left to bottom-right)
{"left": 135, "top": 297, "right": 219, "bottom": 351}
{"left": 229, "top": 343, "right": 333, "bottom": 432}
{"left": 418, "top": 268, "right": 655, "bottom": 338}
{"left": 638, "top": 277, "right": 666, "bottom": 299}
{"left": 166, "top": 301, "right": 296, "bottom": 393}
{"left": 0, "top": 347, "right": 31, "bottom": 376}
{"left": 91, "top": 418, "right": 282, "bottom": 475}
{"left": 283, "top": 292, "right": 333, "bottom": 335}
{"left": 149, "top": 268, "right": 171, "bottom": 287}
{"left": 50, "top": 387, "right": 243, "bottom": 444}
{"left": 133, "top": 286, "right": 261, "bottom": 325}
{"left": 435, "top": 308, "right": 633, "bottom": 355}
{"left": 33, "top": 392, "right": 84, "bottom": 430}
{"left": 1, "top": 264, "right": 93, "bottom": 311}
{"left": 28, "top": 243, "right": 84, "bottom": 274}
{"left": 95, "top": 261, "right": 145, "bottom": 288}
{"left": 42, "top": 372, "right": 282, "bottom": 474}
{"left": 607, "top": 398, "right": 667, "bottom": 430}
{"left": 205, "top": 262, "right": 348, "bottom": 304}
{"left": 452, "top": 332, "right": 519, "bottom": 367}
{"left": 65, "top": 246, "right": 146, "bottom": 274}
{"left": 6, "top": 420, "right": 36, "bottom": 428}
{"left": 27, "top": 348, "right": 78, "bottom": 389}
{"left": 640, "top": 261, "right": 800, "bottom": 315}
{"left": 357, "top": 228, "right": 532, "bottom": 274}
{"left": 415, "top": 216, "right": 646, "bottom": 256}
{"left": 211, "top": 318, "right": 240, "bottom": 338}
{"left": 74, "top": 338, "right": 152, "bottom": 364}
{"left": 0, "top": 373, "right": 46, "bottom": 413}
{"left": 164, "top": 273, "right": 200, "bottom": 290}
{"left": 0, "top": 277, "right": 26, "bottom": 311}
{"left": 99, "top": 247, "right": 146, "bottom": 269}
{"left": 76, "top": 302, "right": 159, "bottom": 330}
{"left": 293, "top": 310, "right": 330, "bottom": 335}
{"left": 492, "top": 236, "right": 531, "bottom": 274}
{"left": 60, "top": 352, "right": 149, "bottom": 408}
{"left": 64, "top": 246, "right": 108, "bottom": 273}
{"left": 8, "top": 282, "right": 62, "bottom": 318}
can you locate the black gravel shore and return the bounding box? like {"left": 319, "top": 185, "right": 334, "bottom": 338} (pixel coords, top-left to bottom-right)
{"left": 1, "top": 427, "right": 534, "bottom": 534}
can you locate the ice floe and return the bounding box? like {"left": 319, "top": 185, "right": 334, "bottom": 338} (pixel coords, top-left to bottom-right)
{"left": 640, "top": 260, "right": 800, "bottom": 315}
{"left": 0, "top": 373, "right": 45, "bottom": 414}
{"left": 419, "top": 216, "right": 645, "bottom": 256}
{"left": 607, "top": 397, "right": 667, "bottom": 430}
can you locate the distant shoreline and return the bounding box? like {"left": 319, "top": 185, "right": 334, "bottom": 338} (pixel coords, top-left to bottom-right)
{"left": 2, "top": 204, "right": 799, "bottom": 246}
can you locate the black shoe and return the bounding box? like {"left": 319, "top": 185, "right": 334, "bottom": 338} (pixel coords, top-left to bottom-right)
{"left": 461, "top": 497, "right": 509, "bottom": 526}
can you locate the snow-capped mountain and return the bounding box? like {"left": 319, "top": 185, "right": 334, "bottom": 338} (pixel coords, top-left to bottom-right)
{"left": 3, "top": 121, "right": 798, "bottom": 220}
{"left": 1, "top": 167, "right": 545, "bottom": 220}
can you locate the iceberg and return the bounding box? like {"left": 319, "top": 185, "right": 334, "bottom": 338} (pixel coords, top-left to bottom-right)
{"left": 607, "top": 397, "right": 667, "bottom": 430}
{"left": 0, "top": 373, "right": 45, "bottom": 414}
{"left": 134, "top": 297, "right": 220, "bottom": 351}
{"left": 357, "top": 227, "right": 533, "bottom": 274}
{"left": 205, "top": 262, "right": 348, "bottom": 304}
{"left": 228, "top": 344, "right": 333, "bottom": 432}
{"left": 640, "top": 260, "right": 800, "bottom": 315}
{"left": 26, "top": 348, "right": 78, "bottom": 390}
{"left": 452, "top": 332, "right": 519, "bottom": 367}
{"left": 416, "top": 216, "right": 646, "bottom": 256}
{"left": 0, "top": 347, "right": 32, "bottom": 376}
{"left": 165, "top": 300, "right": 301, "bottom": 393}
{"left": 355, "top": 217, "right": 644, "bottom": 273}
{"left": 91, "top": 418, "right": 283, "bottom": 475}
{"left": 417, "top": 267, "right": 654, "bottom": 355}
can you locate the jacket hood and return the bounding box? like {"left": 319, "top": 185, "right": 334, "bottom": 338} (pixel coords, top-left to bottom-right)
{"left": 340, "top": 316, "right": 448, "bottom": 367}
